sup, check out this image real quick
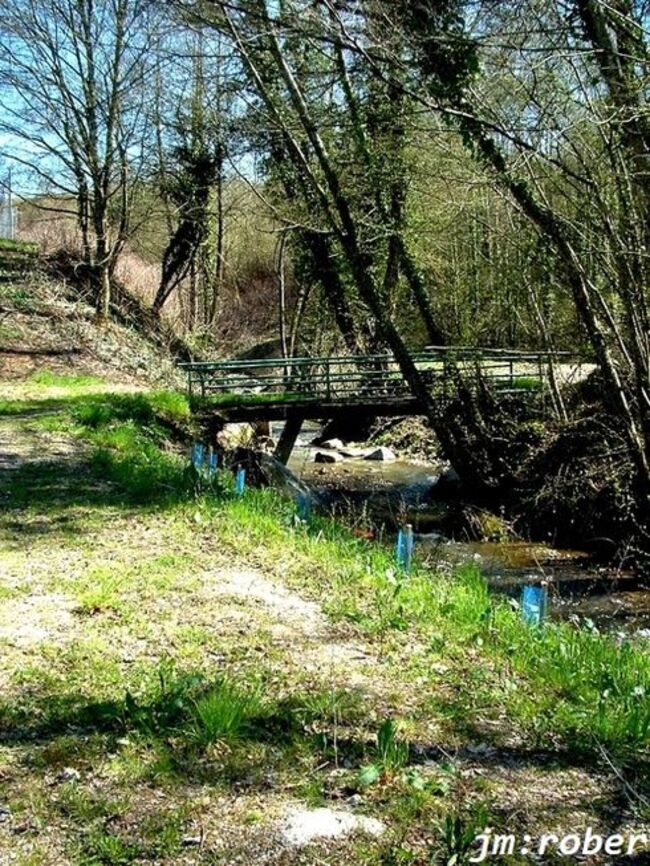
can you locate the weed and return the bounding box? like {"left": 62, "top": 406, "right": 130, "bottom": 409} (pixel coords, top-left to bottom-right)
{"left": 138, "top": 808, "right": 186, "bottom": 857}
{"left": 359, "top": 719, "right": 410, "bottom": 786}
{"left": 191, "top": 677, "right": 265, "bottom": 748}
{"left": 79, "top": 830, "right": 141, "bottom": 865}
{"left": 89, "top": 437, "right": 188, "bottom": 502}
{"left": 433, "top": 805, "right": 490, "bottom": 866}
{"left": 75, "top": 566, "right": 125, "bottom": 615}
{"left": 74, "top": 402, "right": 115, "bottom": 428}
{"left": 58, "top": 785, "right": 124, "bottom": 823}
{"left": 293, "top": 687, "right": 364, "bottom": 727}
{"left": 123, "top": 661, "right": 203, "bottom": 736}
{"left": 2, "top": 284, "right": 31, "bottom": 310}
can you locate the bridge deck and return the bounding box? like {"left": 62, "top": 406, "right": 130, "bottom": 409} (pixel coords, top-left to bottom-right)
{"left": 181, "top": 348, "right": 580, "bottom": 419}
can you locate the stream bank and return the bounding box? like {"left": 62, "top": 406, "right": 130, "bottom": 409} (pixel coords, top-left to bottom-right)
{"left": 268, "top": 420, "right": 650, "bottom": 638}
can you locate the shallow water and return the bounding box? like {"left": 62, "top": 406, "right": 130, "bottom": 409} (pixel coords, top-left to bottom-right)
{"left": 421, "top": 537, "right": 650, "bottom": 637}
{"left": 275, "top": 422, "right": 650, "bottom": 637}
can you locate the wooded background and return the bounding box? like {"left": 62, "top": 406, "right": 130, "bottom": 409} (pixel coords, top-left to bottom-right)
{"left": 1, "top": 0, "right": 649, "bottom": 544}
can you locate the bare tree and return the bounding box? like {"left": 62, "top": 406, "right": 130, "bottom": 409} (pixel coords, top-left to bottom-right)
{"left": 385, "top": 0, "right": 650, "bottom": 504}
{"left": 168, "top": 0, "right": 512, "bottom": 485}
{"left": 151, "top": 26, "right": 235, "bottom": 331}
{"left": 0, "top": 0, "right": 157, "bottom": 319}
{"left": 179, "top": 0, "right": 650, "bottom": 507}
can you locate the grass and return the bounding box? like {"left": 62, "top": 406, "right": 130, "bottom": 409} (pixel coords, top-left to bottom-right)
{"left": 0, "top": 378, "right": 190, "bottom": 425}
{"left": 191, "top": 678, "right": 265, "bottom": 747}
{"left": 3, "top": 391, "right": 649, "bottom": 761}
{"left": 494, "top": 375, "right": 543, "bottom": 392}
{"left": 0, "top": 376, "right": 649, "bottom": 864}
{"left": 75, "top": 566, "right": 128, "bottom": 615}
{"left": 24, "top": 396, "right": 650, "bottom": 759}
{"left": 0, "top": 237, "right": 38, "bottom": 254}
{"left": 29, "top": 370, "right": 107, "bottom": 389}
{"left": 191, "top": 391, "right": 318, "bottom": 410}
{"left": 213, "top": 495, "right": 650, "bottom": 760}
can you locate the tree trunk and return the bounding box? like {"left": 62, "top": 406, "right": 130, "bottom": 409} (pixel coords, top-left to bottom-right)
{"left": 96, "top": 264, "right": 111, "bottom": 322}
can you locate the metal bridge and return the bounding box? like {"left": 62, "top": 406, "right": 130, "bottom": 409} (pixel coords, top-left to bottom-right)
{"left": 181, "top": 347, "right": 580, "bottom": 462}
{"left": 181, "top": 347, "right": 574, "bottom": 410}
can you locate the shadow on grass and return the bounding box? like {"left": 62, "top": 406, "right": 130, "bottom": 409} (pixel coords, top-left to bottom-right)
{"left": 1, "top": 663, "right": 646, "bottom": 846}
{"left": 0, "top": 454, "right": 190, "bottom": 524}
{"left": 3, "top": 662, "right": 641, "bottom": 783}
{"left": 0, "top": 391, "right": 206, "bottom": 532}
{"left": 0, "top": 667, "right": 372, "bottom": 788}
{"left": 0, "top": 669, "right": 361, "bottom": 742}
{"left": 421, "top": 691, "right": 650, "bottom": 807}
{"left": 0, "top": 389, "right": 189, "bottom": 423}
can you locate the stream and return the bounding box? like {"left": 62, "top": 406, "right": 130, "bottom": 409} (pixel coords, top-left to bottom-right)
{"left": 274, "top": 421, "right": 650, "bottom": 639}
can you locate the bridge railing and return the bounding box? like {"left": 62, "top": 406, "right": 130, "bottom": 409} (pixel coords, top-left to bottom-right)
{"left": 180, "top": 348, "right": 583, "bottom": 403}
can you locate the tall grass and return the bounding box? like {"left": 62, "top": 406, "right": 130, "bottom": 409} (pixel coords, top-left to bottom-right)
{"left": 191, "top": 679, "right": 265, "bottom": 748}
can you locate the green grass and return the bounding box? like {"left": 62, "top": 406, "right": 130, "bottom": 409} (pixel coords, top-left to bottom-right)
{"left": 75, "top": 566, "right": 128, "bottom": 615}
{"left": 191, "top": 678, "right": 265, "bottom": 747}
{"left": 5, "top": 391, "right": 649, "bottom": 765}
{"left": 29, "top": 371, "right": 107, "bottom": 389}
{"left": 0, "top": 237, "right": 38, "bottom": 254}
{"left": 216, "top": 494, "right": 650, "bottom": 762}
{"left": 0, "top": 381, "right": 190, "bottom": 424}
{"left": 1, "top": 378, "right": 649, "bottom": 863}
{"left": 509, "top": 375, "right": 543, "bottom": 391}
{"left": 191, "top": 391, "right": 317, "bottom": 410}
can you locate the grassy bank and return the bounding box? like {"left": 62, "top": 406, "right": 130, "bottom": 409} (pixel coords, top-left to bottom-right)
{"left": 42, "top": 382, "right": 650, "bottom": 765}
{"left": 0, "top": 376, "right": 648, "bottom": 864}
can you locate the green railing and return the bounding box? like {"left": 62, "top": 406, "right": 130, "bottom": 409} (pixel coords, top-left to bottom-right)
{"left": 180, "top": 348, "right": 581, "bottom": 404}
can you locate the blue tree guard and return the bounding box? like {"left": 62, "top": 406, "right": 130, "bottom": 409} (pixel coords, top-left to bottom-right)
{"left": 208, "top": 451, "right": 218, "bottom": 478}
{"left": 296, "top": 492, "right": 311, "bottom": 521}
{"left": 395, "top": 524, "right": 414, "bottom": 573}
{"left": 191, "top": 443, "right": 205, "bottom": 471}
{"left": 235, "top": 466, "right": 246, "bottom": 495}
{"left": 521, "top": 585, "right": 548, "bottom": 627}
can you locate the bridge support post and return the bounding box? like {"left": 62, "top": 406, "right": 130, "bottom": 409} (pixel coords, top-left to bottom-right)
{"left": 274, "top": 414, "right": 304, "bottom": 465}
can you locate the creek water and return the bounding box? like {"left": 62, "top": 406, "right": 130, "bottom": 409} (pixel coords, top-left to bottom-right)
{"left": 276, "top": 421, "right": 650, "bottom": 639}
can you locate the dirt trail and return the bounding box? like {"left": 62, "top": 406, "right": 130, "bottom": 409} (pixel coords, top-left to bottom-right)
{"left": 0, "top": 415, "right": 403, "bottom": 864}
{"left": 204, "top": 567, "right": 377, "bottom": 685}
{"left": 0, "top": 418, "right": 79, "bottom": 472}
{"left": 0, "top": 419, "right": 381, "bottom": 693}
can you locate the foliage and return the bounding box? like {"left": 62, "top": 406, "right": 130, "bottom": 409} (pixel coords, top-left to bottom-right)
{"left": 358, "top": 719, "right": 410, "bottom": 786}
{"left": 191, "top": 678, "right": 265, "bottom": 748}
{"left": 1, "top": 375, "right": 649, "bottom": 863}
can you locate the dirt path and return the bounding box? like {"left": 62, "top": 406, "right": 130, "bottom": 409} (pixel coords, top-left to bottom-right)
{"left": 0, "top": 418, "right": 404, "bottom": 864}
{"left": 0, "top": 418, "right": 80, "bottom": 472}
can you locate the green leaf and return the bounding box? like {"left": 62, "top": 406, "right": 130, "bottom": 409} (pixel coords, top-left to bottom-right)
{"left": 358, "top": 764, "right": 381, "bottom": 786}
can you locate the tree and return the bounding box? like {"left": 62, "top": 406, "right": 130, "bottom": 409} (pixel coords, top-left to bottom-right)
{"left": 169, "top": 0, "right": 519, "bottom": 486}
{"left": 185, "top": 1, "right": 449, "bottom": 348}
{"left": 388, "top": 0, "right": 650, "bottom": 509}
{"left": 0, "top": 0, "right": 156, "bottom": 318}
{"left": 176, "top": 0, "right": 650, "bottom": 512}
{"left": 149, "top": 21, "right": 242, "bottom": 334}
